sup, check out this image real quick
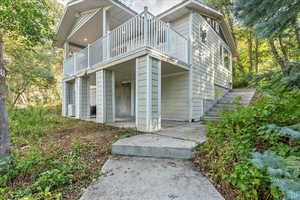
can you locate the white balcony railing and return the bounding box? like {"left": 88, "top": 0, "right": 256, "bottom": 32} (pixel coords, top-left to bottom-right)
{"left": 64, "top": 9, "right": 189, "bottom": 77}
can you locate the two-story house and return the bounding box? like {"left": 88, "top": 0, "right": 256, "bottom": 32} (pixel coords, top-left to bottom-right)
{"left": 55, "top": 0, "right": 236, "bottom": 132}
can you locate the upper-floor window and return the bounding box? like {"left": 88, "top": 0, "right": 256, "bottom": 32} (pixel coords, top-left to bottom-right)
{"left": 200, "top": 26, "right": 207, "bottom": 43}
{"left": 223, "top": 47, "right": 230, "bottom": 70}
{"left": 205, "top": 17, "right": 219, "bottom": 33}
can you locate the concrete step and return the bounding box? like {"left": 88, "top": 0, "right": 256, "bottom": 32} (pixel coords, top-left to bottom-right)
{"left": 204, "top": 116, "right": 222, "bottom": 120}
{"left": 213, "top": 103, "right": 239, "bottom": 109}
{"left": 221, "top": 95, "right": 253, "bottom": 100}
{"left": 112, "top": 134, "right": 197, "bottom": 159}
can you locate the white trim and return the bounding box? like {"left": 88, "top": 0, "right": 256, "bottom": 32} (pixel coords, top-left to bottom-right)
{"left": 188, "top": 12, "right": 193, "bottom": 122}
{"left": 112, "top": 71, "right": 116, "bottom": 122}
{"left": 103, "top": 7, "right": 109, "bottom": 36}
{"left": 131, "top": 80, "right": 135, "bottom": 117}
{"left": 135, "top": 58, "right": 139, "bottom": 128}
{"left": 103, "top": 70, "right": 107, "bottom": 122}
{"left": 162, "top": 72, "right": 186, "bottom": 78}
{"left": 64, "top": 42, "right": 70, "bottom": 59}
{"left": 109, "top": 0, "right": 137, "bottom": 16}
{"left": 158, "top": 59, "right": 162, "bottom": 130}
{"left": 146, "top": 55, "right": 151, "bottom": 132}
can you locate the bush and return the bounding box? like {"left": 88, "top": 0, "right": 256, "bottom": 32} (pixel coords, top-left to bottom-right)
{"left": 195, "top": 90, "right": 300, "bottom": 199}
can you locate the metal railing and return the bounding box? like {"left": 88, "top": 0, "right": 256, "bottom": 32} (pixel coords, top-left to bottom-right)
{"left": 63, "top": 9, "right": 189, "bottom": 77}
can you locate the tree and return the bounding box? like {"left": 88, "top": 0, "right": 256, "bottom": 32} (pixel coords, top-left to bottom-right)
{"left": 0, "top": 0, "right": 54, "bottom": 161}
{"left": 234, "top": 0, "right": 300, "bottom": 39}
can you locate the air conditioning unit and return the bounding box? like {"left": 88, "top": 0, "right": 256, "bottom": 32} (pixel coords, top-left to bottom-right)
{"left": 68, "top": 104, "right": 75, "bottom": 117}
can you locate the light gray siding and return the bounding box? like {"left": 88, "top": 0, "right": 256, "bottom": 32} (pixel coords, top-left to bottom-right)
{"left": 62, "top": 81, "right": 68, "bottom": 117}
{"left": 136, "top": 56, "right": 148, "bottom": 131}
{"left": 74, "top": 77, "right": 89, "bottom": 119}
{"left": 105, "top": 70, "right": 114, "bottom": 122}
{"left": 150, "top": 58, "right": 161, "bottom": 130}
{"left": 191, "top": 12, "right": 232, "bottom": 119}
{"left": 171, "top": 14, "right": 189, "bottom": 36}
{"left": 161, "top": 73, "right": 189, "bottom": 121}
{"left": 96, "top": 70, "right": 105, "bottom": 123}
{"left": 136, "top": 55, "right": 161, "bottom": 132}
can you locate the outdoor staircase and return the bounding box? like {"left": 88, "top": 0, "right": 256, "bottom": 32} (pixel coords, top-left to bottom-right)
{"left": 202, "top": 88, "right": 256, "bottom": 122}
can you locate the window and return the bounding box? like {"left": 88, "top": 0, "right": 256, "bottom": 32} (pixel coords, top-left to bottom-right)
{"left": 219, "top": 45, "right": 223, "bottom": 60}
{"left": 223, "top": 47, "right": 230, "bottom": 70}
{"left": 200, "top": 26, "right": 207, "bottom": 43}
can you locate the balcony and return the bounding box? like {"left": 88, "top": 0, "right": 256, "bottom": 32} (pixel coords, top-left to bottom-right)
{"left": 63, "top": 10, "right": 189, "bottom": 77}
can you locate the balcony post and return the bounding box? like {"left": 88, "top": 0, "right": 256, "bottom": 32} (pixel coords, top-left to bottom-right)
{"left": 73, "top": 55, "right": 76, "bottom": 75}
{"left": 166, "top": 23, "right": 171, "bottom": 53}
{"left": 107, "top": 31, "right": 111, "bottom": 60}
{"left": 144, "top": 7, "right": 149, "bottom": 46}
{"left": 64, "top": 42, "right": 70, "bottom": 59}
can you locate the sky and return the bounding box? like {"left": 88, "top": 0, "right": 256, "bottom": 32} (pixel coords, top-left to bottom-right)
{"left": 57, "top": 0, "right": 184, "bottom": 15}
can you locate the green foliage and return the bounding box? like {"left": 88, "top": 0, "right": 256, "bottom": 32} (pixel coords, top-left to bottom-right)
{"left": 3, "top": 0, "right": 64, "bottom": 107}
{"left": 251, "top": 152, "right": 300, "bottom": 200}
{"left": 0, "top": 145, "right": 88, "bottom": 199}
{"left": 234, "top": 0, "right": 300, "bottom": 38}
{"left": 196, "top": 90, "right": 300, "bottom": 199}
{"left": 0, "top": 0, "right": 54, "bottom": 46}
{"left": 250, "top": 60, "right": 300, "bottom": 92}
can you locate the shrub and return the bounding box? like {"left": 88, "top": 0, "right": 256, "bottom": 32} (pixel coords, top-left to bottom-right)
{"left": 196, "top": 90, "right": 300, "bottom": 199}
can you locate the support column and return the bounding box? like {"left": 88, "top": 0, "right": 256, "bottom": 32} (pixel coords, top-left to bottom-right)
{"left": 64, "top": 42, "right": 70, "bottom": 59}
{"left": 75, "top": 76, "right": 89, "bottom": 119}
{"left": 96, "top": 70, "right": 115, "bottom": 123}
{"left": 96, "top": 70, "right": 105, "bottom": 123}
{"left": 131, "top": 80, "right": 135, "bottom": 117}
{"left": 62, "top": 81, "right": 68, "bottom": 117}
{"left": 136, "top": 55, "right": 161, "bottom": 132}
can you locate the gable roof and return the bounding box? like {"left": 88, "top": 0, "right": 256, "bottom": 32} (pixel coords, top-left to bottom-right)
{"left": 158, "top": 0, "right": 237, "bottom": 56}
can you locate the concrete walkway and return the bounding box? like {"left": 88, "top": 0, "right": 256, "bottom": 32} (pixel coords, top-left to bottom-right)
{"left": 79, "top": 122, "right": 224, "bottom": 200}
{"left": 80, "top": 157, "right": 223, "bottom": 200}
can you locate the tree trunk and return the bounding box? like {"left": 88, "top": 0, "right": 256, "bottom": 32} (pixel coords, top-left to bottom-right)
{"left": 294, "top": 27, "right": 300, "bottom": 48}
{"left": 268, "top": 38, "right": 285, "bottom": 71}
{"left": 278, "top": 35, "right": 289, "bottom": 63}
{"left": 247, "top": 31, "right": 253, "bottom": 73}
{"left": 0, "top": 34, "right": 10, "bottom": 163}
{"left": 255, "top": 39, "right": 259, "bottom": 73}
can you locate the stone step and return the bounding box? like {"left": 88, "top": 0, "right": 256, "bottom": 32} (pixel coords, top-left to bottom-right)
{"left": 112, "top": 134, "right": 197, "bottom": 159}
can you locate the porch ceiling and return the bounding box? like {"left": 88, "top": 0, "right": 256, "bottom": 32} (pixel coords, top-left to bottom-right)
{"left": 68, "top": 6, "right": 136, "bottom": 48}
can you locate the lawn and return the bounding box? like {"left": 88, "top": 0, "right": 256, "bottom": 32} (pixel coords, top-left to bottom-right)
{"left": 0, "top": 106, "right": 138, "bottom": 200}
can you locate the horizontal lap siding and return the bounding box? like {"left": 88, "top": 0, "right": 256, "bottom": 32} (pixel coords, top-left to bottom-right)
{"left": 105, "top": 71, "right": 114, "bottom": 122}
{"left": 151, "top": 58, "right": 161, "bottom": 130}
{"left": 161, "top": 73, "right": 189, "bottom": 120}
{"left": 191, "top": 13, "right": 232, "bottom": 119}
{"left": 164, "top": 15, "right": 190, "bottom": 121}
{"left": 136, "top": 56, "right": 148, "bottom": 131}
{"left": 170, "top": 15, "right": 189, "bottom": 63}
{"left": 96, "top": 70, "right": 104, "bottom": 123}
